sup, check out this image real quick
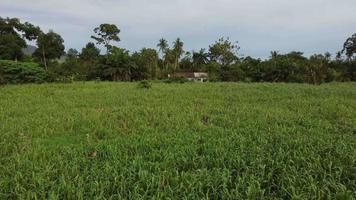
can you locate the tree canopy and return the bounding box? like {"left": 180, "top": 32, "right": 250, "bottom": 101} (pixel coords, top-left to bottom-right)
{"left": 33, "top": 30, "right": 65, "bottom": 69}
{"left": 342, "top": 33, "right": 356, "bottom": 60}
{"left": 209, "top": 37, "right": 239, "bottom": 66}
{"left": 0, "top": 17, "right": 41, "bottom": 60}
{"left": 91, "top": 24, "right": 120, "bottom": 51}
{"left": 0, "top": 17, "right": 355, "bottom": 84}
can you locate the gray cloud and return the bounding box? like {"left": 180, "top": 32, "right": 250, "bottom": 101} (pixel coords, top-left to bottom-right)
{"left": 1, "top": 0, "right": 356, "bottom": 58}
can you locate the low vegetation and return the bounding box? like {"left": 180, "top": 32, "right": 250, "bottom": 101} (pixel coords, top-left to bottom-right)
{"left": 0, "top": 60, "right": 47, "bottom": 84}
{"left": 137, "top": 80, "right": 152, "bottom": 89}
{"left": 1, "top": 82, "right": 355, "bottom": 199}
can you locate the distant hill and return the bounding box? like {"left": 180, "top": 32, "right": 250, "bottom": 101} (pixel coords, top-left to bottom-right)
{"left": 22, "top": 45, "right": 37, "bottom": 55}
{"left": 21, "top": 45, "right": 67, "bottom": 63}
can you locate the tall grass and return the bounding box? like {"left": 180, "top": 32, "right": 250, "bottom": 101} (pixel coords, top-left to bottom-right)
{"left": 0, "top": 82, "right": 355, "bottom": 199}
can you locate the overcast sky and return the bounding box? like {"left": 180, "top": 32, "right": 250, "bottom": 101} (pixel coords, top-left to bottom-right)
{"left": 1, "top": 0, "right": 356, "bottom": 58}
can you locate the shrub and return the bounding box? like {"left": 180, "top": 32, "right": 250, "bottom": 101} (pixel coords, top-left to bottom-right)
{"left": 137, "top": 80, "right": 152, "bottom": 89}
{"left": 0, "top": 60, "right": 47, "bottom": 84}
{"left": 0, "top": 74, "right": 5, "bottom": 85}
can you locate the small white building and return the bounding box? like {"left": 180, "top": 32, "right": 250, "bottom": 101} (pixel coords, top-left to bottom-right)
{"left": 168, "top": 72, "right": 208, "bottom": 82}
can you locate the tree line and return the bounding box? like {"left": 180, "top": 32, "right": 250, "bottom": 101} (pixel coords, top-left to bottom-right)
{"left": 0, "top": 17, "right": 355, "bottom": 84}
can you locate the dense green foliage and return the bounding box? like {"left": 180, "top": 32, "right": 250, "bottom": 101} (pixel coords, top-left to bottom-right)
{"left": 0, "top": 82, "right": 355, "bottom": 199}
{"left": 91, "top": 24, "right": 121, "bottom": 51}
{"left": 33, "top": 30, "right": 65, "bottom": 70}
{"left": 0, "top": 17, "right": 355, "bottom": 84}
{"left": 0, "top": 17, "right": 41, "bottom": 60}
{"left": 0, "top": 60, "right": 47, "bottom": 84}
{"left": 137, "top": 80, "right": 152, "bottom": 89}
{"left": 342, "top": 33, "right": 356, "bottom": 59}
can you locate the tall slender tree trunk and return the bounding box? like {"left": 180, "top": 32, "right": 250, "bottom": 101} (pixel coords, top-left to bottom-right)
{"left": 42, "top": 47, "right": 47, "bottom": 70}
{"left": 163, "top": 57, "right": 167, "bottom": 71}
{"left": 174, "top": 56, "right": 178, "bottom": 72}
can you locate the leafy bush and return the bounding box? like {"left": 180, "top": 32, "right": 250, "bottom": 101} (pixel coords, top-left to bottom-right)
{"left": 0, "top": 60, "right": 47, "bottom": 84}
{"left": 137, "top": 80, "right": 152, "bottom": 89}
{"left": 0, "top": 66, "right": 5, "bottom": 85}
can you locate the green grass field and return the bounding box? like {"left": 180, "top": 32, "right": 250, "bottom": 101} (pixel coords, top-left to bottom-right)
{"left": 1, "top": 82, "right": 356, "bottom": 199}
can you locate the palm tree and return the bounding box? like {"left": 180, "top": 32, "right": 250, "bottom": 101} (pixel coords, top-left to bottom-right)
{"left": 163, "top": 49, "right": 175, "bottom": 71}
{"left": 270, "top": 51, "right": 279, "bottom": 59}
{"left": 157, "top": 38, "right": 168, "bottom": 56}
{"left": 173, "top": 38, "right": 184, "bottom": 71}
{"left": 192, "top": 48, "right": 209, "bottom": 66}
{"left": 157, "top": 38, "right": 168, "bottom": 70}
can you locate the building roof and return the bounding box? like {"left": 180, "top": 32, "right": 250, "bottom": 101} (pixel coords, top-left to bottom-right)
{"left": 171, "top": 72, "right": 195, "bottom": 78}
